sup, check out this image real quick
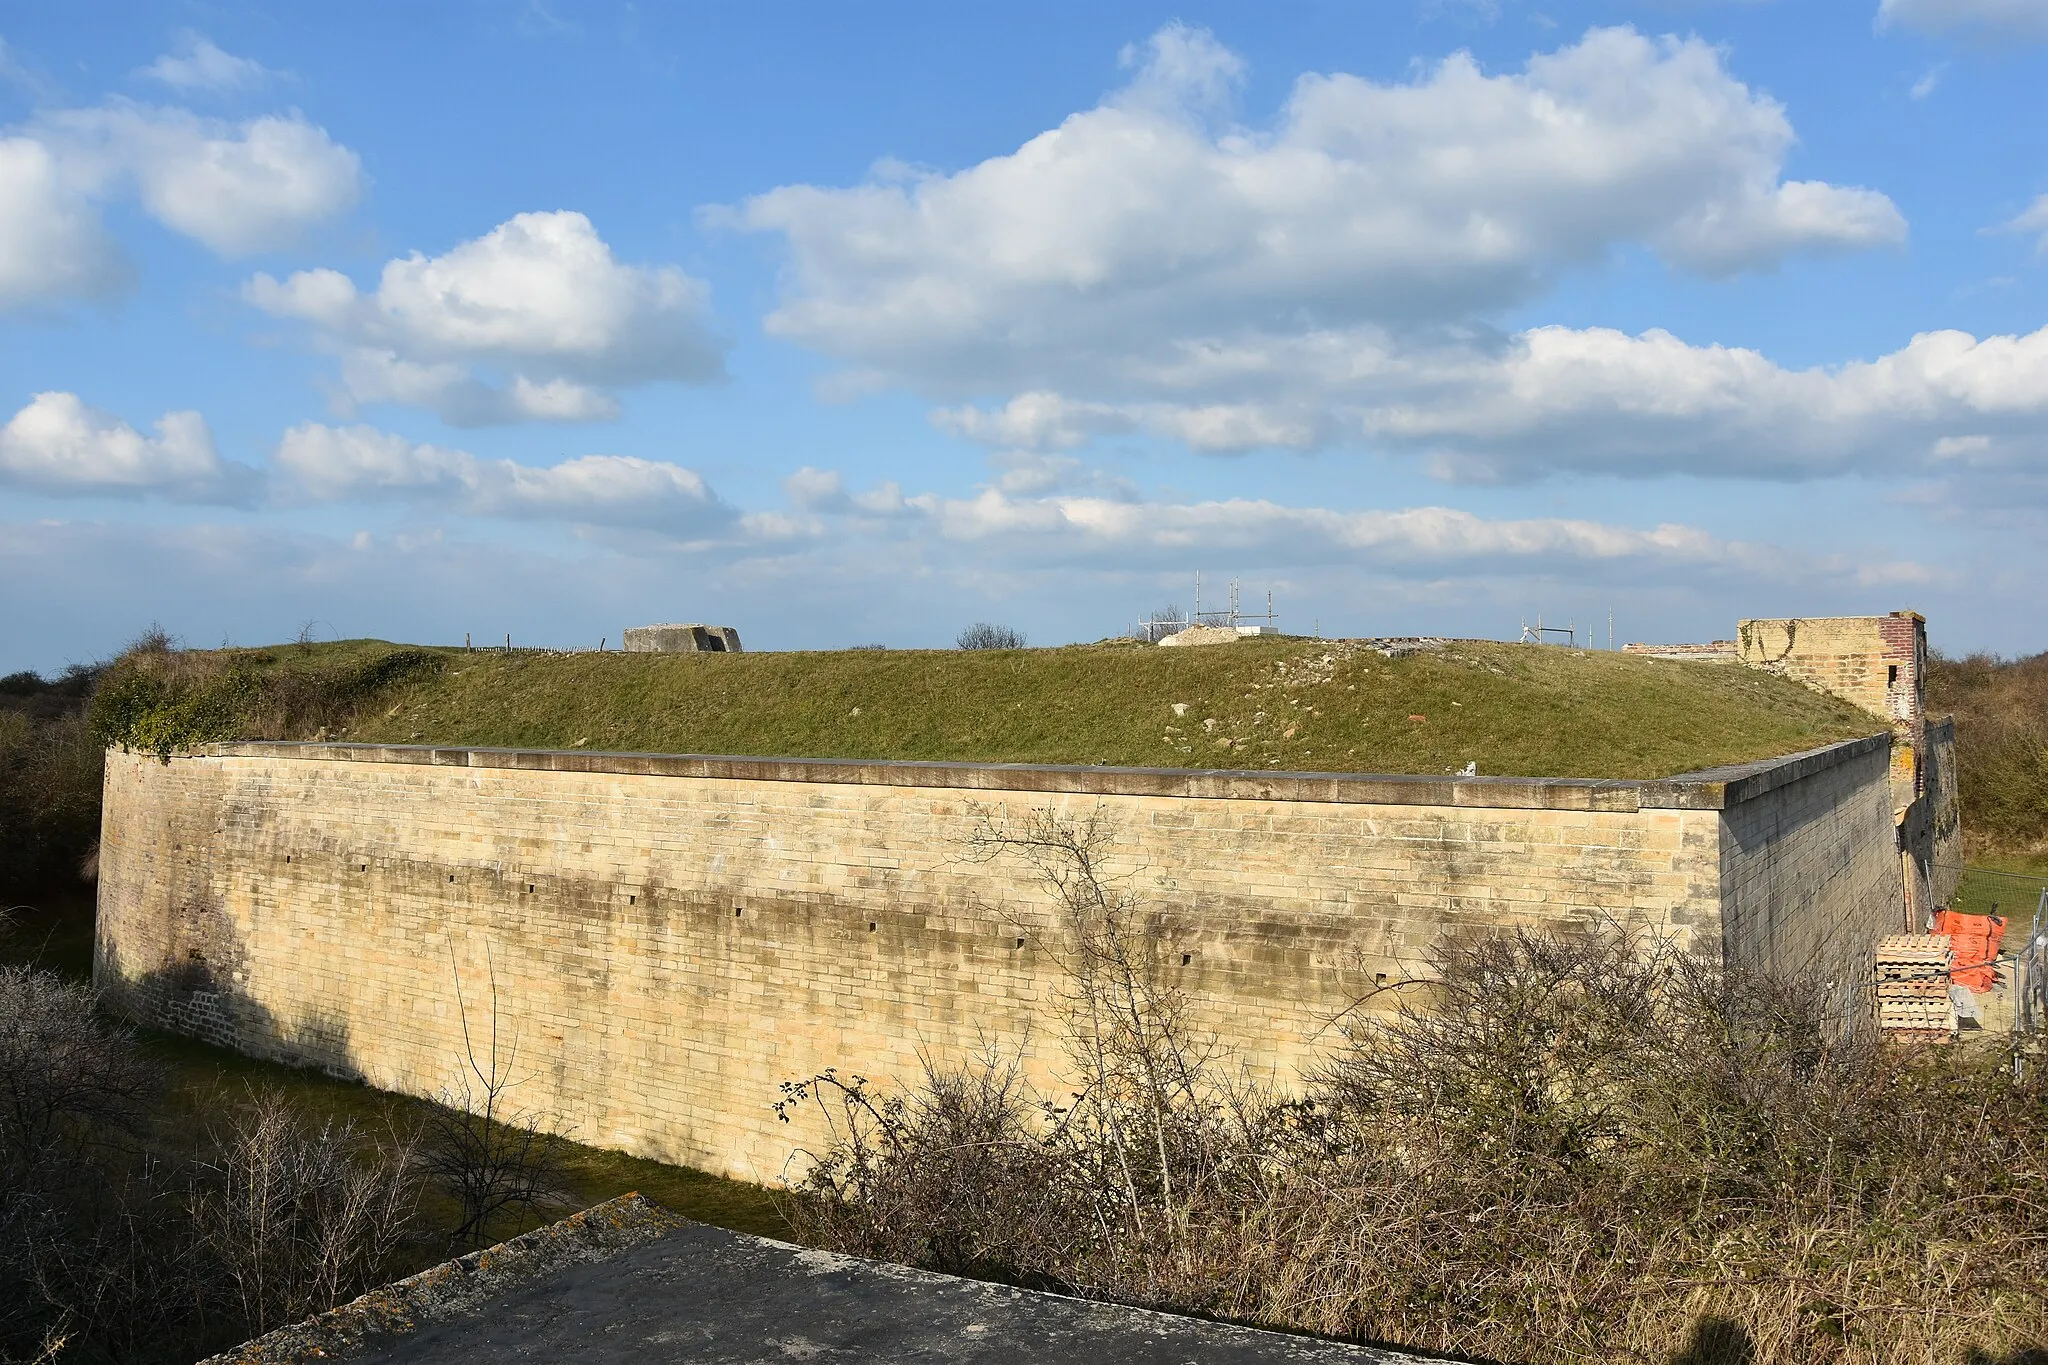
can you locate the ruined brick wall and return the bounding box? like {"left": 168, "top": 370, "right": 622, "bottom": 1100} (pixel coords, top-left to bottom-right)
{"left": 1737, "top": 613, "right": 1925, "bottom": 728}
{"left": 1734, "top": 612, "right": 1956, "bottom": 931}
{"left": 97, "top": 739, "right": 1889, "bottom": 1182}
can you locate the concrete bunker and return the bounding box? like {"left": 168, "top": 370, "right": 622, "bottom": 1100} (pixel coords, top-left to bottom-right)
{"left": 623, "top": 623, "right": 743, "bottom": 653}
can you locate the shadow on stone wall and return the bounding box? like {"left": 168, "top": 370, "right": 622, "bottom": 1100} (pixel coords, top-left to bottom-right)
{"left": 98, "top": 927, "right": 363, "bottom": 1082}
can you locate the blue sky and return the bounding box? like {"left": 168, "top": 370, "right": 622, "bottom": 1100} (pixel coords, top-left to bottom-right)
{"left": 3, "top": 0, "right": 2046, "bottom": 672}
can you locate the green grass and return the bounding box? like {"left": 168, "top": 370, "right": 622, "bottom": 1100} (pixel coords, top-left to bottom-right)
{"left": 0, "top": 895, "right": 793, "bottom": 1245}
{"left": 1952, "top": 862, "right": 2048, "bottom": 929}
{"left": 127, "top": 635, "right": 1887, "bottom": 780}
{"left": 132, "top": 1026, "right": 793, "bottom": 1244}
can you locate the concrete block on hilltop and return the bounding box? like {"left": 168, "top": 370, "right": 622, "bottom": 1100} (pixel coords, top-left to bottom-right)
{"left": 1158, "top": 624, "right": 1270, "bottom": 647}
{"left": 1622, "top": 641, "right": 1737, "bottom": 663}
{"left": 623, "top": 623, "right": 742, "bottom": 653}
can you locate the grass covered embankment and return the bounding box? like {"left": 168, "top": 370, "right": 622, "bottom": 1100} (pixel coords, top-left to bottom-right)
{"left": 93, "top": 634, "right": 1880, "bottom": 780}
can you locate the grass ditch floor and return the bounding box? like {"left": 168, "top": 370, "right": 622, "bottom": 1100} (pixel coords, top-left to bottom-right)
{"left": 94, "top": 635, "right": 1880, "bottom": 780}
{"left": 1, "top": 893, "right": 792, "bottom": 1250}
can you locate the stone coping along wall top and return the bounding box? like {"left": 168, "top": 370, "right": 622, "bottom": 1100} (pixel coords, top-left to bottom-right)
{"left": 192, "top": 732, "right": 1889, "bottom": 814}
{"left": 202, "top": 1194, "right": 1422, "bottom": 1365}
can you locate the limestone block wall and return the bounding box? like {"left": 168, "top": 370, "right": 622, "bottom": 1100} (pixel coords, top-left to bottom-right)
{"left": 1738, "top": 613, "right": 1925, "bottom": 728}
{"left": 1712, "top": 737, "right": 1907, "bottom": 1019}
{"left": 98, "top": 737, "right": 1891, "bottom": 1182}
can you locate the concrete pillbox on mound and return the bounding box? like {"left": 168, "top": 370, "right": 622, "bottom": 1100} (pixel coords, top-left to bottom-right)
{"left": 203, "top": 1195, "right": 1421, "bottom": 1364}
{"left": 623, "top": 623, "right": 742, "bottom": 652}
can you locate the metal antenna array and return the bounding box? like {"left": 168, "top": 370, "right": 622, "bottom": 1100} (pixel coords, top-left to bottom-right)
{"left": 1518, "top": 613, "right": 1578, "bottom": 647}
{"left": 1135, "top": 572, "right": 1281, "bottom": 643}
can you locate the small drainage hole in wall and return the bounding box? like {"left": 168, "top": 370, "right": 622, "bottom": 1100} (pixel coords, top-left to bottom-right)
{"left": 358, "top": 863, "right": 367, "bottom": 872}
{"left": 1016, "top": 937, "right": 1027, "bottom": 949}
{"left": 1181, "top": 953, "right": 1192, "bottom": 966}
{"left": 448, "top": 874, "right": 455, "bottom": 883}
{"left": 869, "top": 922, "right": 877, "bottom": 932}
{"left": 527, "top": 884, "right": 535, "bottom": 894}
{"left": 734, "top": 907, "right": 743, "bottom": 917}
{"left": 284, "top": 855, "right": 291, "bottom": 864}
{"left": 1375, "top": 972, "right": 1388, "bottom": 987}
{"left": 628, "top": 895, "right": 636, "bottom": 905}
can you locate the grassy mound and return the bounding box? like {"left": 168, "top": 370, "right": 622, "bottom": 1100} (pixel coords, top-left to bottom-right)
{"left": 89, "top": 637, "right": 445, "bottom": 760}
{"left": 93, "top": 636, "right": 1880, "bottom": 780}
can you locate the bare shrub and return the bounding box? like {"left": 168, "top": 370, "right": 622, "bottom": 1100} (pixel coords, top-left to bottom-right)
{"left": 0, "top": 966, "right": 198, "bottom": 1363}
{"left": 189, "top": 1088, "right": 424, "bottom": 1336}
{"left": 776, "top": 1057, "right": 1081, "bottom": 1286}
{"left": 956, "top": 622, "right": 1027, "bottom": 650}
{"left": 0, "top": 685, "right": 108, "bottom": 892}
{"left": 0, "top": 966, "right": 159, "bottom": 1178}
{"left": 1245, "top": 933, "right": 2048, "bottom": 1361}
{"left": 962, "top": 810, "right": 1270, "bottom": 1297}
{"left": 784, "top": 813, "right": 2048, "bottom": 1364}
{"left": 784, "top": 808, "right": 1283, "bottom": 1309}
{"left": 421, "top": 949, "right": 568, "bottom": 1248}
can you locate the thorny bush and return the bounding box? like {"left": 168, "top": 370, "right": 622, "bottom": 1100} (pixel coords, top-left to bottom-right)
{"left": 778, "top": 808, "right": 2048, "bottom": 1365}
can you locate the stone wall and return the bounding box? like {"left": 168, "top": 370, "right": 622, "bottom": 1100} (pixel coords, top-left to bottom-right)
{"left": 1737, "top": 613, "right": 1925, "bottom": 728}
{"left": 1712, "top": 738, "right": 1907, "bottom": 1021}
{"left": 98, "top": 737, "right": 1892, "bottom": 1182}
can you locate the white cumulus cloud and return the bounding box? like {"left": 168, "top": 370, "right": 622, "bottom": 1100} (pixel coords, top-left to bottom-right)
{"left": 142, "top": 33, "right": 276, "bottom": 93}
{"left": 0, "top": 90, "right": 360, "bottom": 305}
{"left": 42, "top": 102, "right": 361, "bottom": 256}
{"left": 732, "top": 24, "right": 1903, "bottom": 401}
{"left": 273, "top": 422, "right": 736, "bottom": 533}
{"left": 1878, "top": 0, "right": 2048, "bottom": 40}
{"left": 0, "top": 137, "right": 125, "bottom": 308}
{"left": 248, "top": 212, "right": 726, "bottom": 425}
{"left": 932, "top": 320, "right": 2048, "bottom": 491}
{"left": 785, "top": 464, "right": 1929, "bottom": 589}
{"left": 0, "top": 391, "right": 236, "bottom": 497}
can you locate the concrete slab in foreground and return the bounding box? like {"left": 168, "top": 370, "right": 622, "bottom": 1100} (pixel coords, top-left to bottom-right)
{"left": 204, "top": 1195, "right": 1433, "bottom": 1365}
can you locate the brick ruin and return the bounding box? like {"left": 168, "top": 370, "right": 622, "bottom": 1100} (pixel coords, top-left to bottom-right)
{"left": 1629, "top": 611, "right": 1958, "bottom": 929}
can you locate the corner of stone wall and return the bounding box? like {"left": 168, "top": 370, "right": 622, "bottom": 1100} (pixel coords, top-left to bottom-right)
{"left": 1713, "top": 731, "right": 1905, "bottom": 1029}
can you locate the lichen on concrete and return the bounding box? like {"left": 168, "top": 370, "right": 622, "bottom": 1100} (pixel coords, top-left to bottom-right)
{"left": 198, "top": 1193, "right": 687, "bottom": 1365}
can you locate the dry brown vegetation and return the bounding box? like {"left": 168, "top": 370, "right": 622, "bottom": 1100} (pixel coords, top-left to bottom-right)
{"left": 1928, "top": 651, "right": 2048, "bottom": 858}
{"left": 0, "top": 946, "right": 594, "bottom": 1364}
{"left": 0, "top": 956, "right": 440, "bottom": 1365}
{"left": 0, "top": 666, "right": 104, "bottom": 894}
{"left": 779, "top": 810, "right": 2048, "bottom": 1365}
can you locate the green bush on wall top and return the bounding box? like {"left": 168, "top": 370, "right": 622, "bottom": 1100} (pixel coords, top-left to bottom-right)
{"left": 88, "top": 644, "right": 445, "bottom": 761}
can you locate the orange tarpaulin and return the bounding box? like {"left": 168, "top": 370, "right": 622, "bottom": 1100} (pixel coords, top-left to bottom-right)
{"left": 1933, "top": 909, "right": 2008, "bottom": 992}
